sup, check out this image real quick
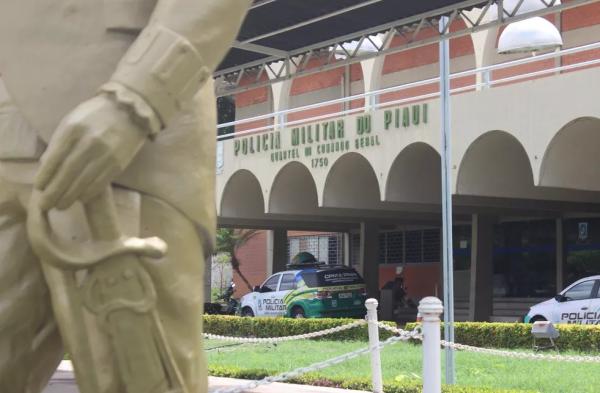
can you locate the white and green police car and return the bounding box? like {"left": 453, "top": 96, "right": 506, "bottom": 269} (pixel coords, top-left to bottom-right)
{"left": 240, "top": 262, "right": 367, "bottom": 319}
{"left": 524, "top": 275, "right": 600, "bottom": 324}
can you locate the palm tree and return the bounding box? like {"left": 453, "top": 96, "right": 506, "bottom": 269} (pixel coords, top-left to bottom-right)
{"left": 216, "top": 228, "right": 259, "bottom": 292}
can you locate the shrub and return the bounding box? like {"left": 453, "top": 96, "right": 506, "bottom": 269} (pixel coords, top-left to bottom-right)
{"left": 204, "top": 315, "right": 396, "bottom": 341}
{"left": 405, "top": 321, "right": 600, "bottom": 352}
{"left": 205, "top": 316, "right": 600, "bottom": 352}
{"left": 208, "top": 365, "right": 535, "bottom": 393}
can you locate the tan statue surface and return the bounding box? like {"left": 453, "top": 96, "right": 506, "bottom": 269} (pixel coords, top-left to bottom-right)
{"left": 0, "top": 1, "right": 250, "bottom": 392}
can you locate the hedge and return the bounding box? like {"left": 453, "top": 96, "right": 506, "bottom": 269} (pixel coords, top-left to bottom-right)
{"left": 405, "top": 322, "right": 600, "bottom": 352}
{"left": 204, "top": 315, "right": 396, "bottom": 341}
{"left": 205, "top": 316, "right": 600, "bottom": 352}
{"left": 208, "top": 365, "right": 535, "bottom": 393}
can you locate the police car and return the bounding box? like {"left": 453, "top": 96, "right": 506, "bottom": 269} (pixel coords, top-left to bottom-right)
{"left": 240, "top": 253, "right": 367, "bottom": 318}
{"left": 524, "top": 275, "right": 600, "bottom": 325}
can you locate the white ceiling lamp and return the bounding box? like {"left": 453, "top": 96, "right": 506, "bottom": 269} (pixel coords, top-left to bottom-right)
{"left": 496, "top": 0, "right": 563, "bottom": 54}
{"left": 497, "top": 16, "right": 563, "bottom": 54}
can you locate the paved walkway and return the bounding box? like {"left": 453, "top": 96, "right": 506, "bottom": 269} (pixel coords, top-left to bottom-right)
{"left": 43, "top": 362, "right": 369, "bottom": 393}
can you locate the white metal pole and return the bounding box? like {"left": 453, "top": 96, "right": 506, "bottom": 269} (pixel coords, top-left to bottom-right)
{"left": 439, "top": 15, "right": 456, "bottom": 385}
{"left": 365, "top": 299, "right": 383, "bottom": 393}
{"left": 419, "top": 297, "right": 444, "bottom": 393}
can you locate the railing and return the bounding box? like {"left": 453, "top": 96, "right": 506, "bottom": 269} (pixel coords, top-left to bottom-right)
{"left": 217, "top": 41, "right": 600, "bottom": 141}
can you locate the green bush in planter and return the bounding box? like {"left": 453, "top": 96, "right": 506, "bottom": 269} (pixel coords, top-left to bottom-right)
{"left": 405, "top": 321, "right": 600, "bottom": 352}
{"left": 204, "top": 315, "right": 397, "bottom": 341}
{"left": 208, "top": 365, "right": 535, "bottom": 393}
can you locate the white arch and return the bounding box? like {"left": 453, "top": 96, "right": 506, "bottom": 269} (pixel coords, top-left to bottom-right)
{"left": 539, "top": 117, "right": 600, "bottom": 191}
{"left": 268, "top": 161, "right": 319, "bottom": 214}
{"left": 457, "top": 130, "right": 536, "bottom": 198}
{"left": 322, "top": 152, "right": 381, "bottom": 209}
{"left": 384, "top": 142, "right": 441, "bottom": 203}
{"left": 219, "top": 169, "right": 266, "bottom": 217}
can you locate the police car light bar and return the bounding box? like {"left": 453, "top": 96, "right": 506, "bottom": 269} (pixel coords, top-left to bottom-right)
{"left": 286, "top": 262, "right": 327, "bottom": 269}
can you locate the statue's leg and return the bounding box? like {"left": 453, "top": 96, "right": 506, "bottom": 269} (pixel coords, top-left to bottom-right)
{"left": 137, "top": 193, "right": 208, "bottom": 393}
{"left": 0, "top": 169, "right": 63, "bottom": 393}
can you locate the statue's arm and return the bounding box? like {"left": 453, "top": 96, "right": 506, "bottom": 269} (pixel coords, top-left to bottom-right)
{"left": 102, "top": 0, "right": 252, "bottom": 135}
{"left": 34, "top": 1, "right": 250, "bottom": 211}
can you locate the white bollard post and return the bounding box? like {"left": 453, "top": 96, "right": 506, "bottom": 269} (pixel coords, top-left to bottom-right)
{"left": 419, "top": 297, "right": 444, "bottom": 393}
{"left": 365, "top": 298, "right": 383, "bottom": 393}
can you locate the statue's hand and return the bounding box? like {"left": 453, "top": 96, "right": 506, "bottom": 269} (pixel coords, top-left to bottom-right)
{"left": 35, "top": 94, "right": 147, "bottom": 211}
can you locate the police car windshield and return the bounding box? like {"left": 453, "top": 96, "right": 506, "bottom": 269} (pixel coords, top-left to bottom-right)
{"left": 301, "top": 268, "right": 364, "bottom": 288}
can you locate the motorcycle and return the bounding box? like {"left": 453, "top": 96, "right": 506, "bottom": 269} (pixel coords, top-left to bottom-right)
{"left": 204, "top": 281, "right": 240, "bottom": 315}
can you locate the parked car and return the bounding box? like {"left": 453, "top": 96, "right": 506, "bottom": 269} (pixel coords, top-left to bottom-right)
{"left": 524, "top": 275, "right": 600, "bottom": 324}
{"left": 240, "top": 263, "right": 367, "bottom": 318}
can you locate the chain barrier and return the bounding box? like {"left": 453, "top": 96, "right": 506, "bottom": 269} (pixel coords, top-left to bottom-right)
{"left": 204, "top": 319, "right": 367, "bottom": 343}
{"left": 206, "top": 303, "right": 600, "bottom": 393}
{"left": 211, "top": 326, "right": 422, "bottom": 393}
{"left": 377, "top": 322, "right": 423, "bottom": 339}
{"left": 377, "top": 321, "right": 600, "bottom": 364}
{"left": 441, "top": 340, "right": 600, "bottom": 363}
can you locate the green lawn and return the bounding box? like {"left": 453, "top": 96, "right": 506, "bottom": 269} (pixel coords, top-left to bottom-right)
{"left": 206, "top": 339, "right": 599, "bottom": 393}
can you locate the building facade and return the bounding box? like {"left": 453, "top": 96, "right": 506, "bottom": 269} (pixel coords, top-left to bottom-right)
{"left": 217, "top": 2, "right": 600, "bottom": 321}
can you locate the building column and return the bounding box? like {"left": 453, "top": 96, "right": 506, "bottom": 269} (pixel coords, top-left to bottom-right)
{"left": 359, "top": 222, "right": 380, "bottom": 298}
{"left": 360, "top": 57, "right": 384, "bottom": 110}
{"left": 343, "top": 232, "right": 351, "bottom": 266}
{"left": 469, "top": 214, "right": 495, "bottom": 321}
{"left": 461, "top": 8, "right": 499, "bottom": 90}
{"left": 267, "top": 229, "right": 288, "bottom": 275}
{"left": 266, "top": 61, "right": 296, "bottom": 129}
{"left": 556, "top": 218, "right": 564, "bottom": 292}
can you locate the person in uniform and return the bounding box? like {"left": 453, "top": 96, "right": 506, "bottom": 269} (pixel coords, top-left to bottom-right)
{"left": 0, "top": 1, "right": 250, "bottom": 392}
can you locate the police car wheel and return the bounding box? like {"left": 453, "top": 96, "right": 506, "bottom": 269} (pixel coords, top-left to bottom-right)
{"left": 241, "top": 307, "right": 254, "bottom": 317}
{"left": 530, "top": 315, "right": 546, "bottom": 323}
{"left": 291, "top": 306, "right": 305, "bottom": 318}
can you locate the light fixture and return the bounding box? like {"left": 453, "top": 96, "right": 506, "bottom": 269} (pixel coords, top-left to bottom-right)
{"left": 493, "top": 0, "right": 563, "bottom": 54}
{"left": 531, "top": 320, "right": 559, "bottom": 351}
{"left": 498, "top": 16, "right": 563, "bottom": 54}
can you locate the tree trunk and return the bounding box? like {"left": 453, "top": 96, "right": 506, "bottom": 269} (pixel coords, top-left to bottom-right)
{"left": 231, "top": 255, "right": 254, "bottom": 292}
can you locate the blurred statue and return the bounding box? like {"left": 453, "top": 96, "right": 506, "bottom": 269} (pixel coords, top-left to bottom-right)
{"left": 0, "top": 1, "right": 250, "bottom": 392}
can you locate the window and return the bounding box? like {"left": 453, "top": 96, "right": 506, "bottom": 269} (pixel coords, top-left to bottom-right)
{"left": 387, "top": 231, "right": 404, "bottom": 263}
{"left": 279, "top": 274, "right": 296, "bottom": 291}
{"left": 287, "top": 233, "right": 344, "bottom": 265}
{"left": 216, "top": 96, "right": 235, "bottom": 139}
{"left": 405, "top": 231, "right": 423, "bottom": 263}
{"left": 377, "top": 229, "right": 441, "bottom": 264}
{"left": 379, "top": 231, "right": 404, "bottom": 264}
{"left": 328, "top": 235, "right": 341, "bottom": 264}
{"left": 261, "top": 275, "right": 281, "bottom": 293}
{"left": 493, "top": 219, "right": 557, "bottom": 298}
{"left": 423, "top": 229, "right": 440, "bottom": 263}
{"left": 564, "top": 218, "right": 600, "bottom": 285}
{"left": 563, "top": 280, "right": 595, "bottom": 301}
